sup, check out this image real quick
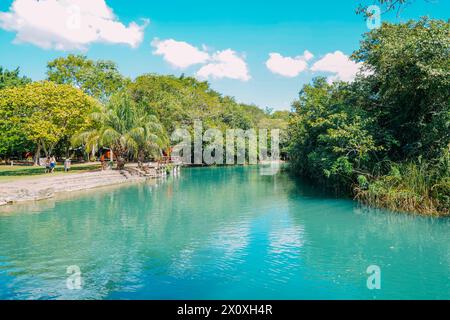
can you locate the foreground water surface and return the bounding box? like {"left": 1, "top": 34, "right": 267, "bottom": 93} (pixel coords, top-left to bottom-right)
{"left": 0, "top": 166, "right": 448, "bottom": 300}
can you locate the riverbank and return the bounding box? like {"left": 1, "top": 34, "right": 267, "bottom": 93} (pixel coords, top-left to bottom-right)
{"left": 0, "top": 168, "right": 149, "bottom": 206}
{"left": 0, "top": 163, "right": 102, "bottom": 183}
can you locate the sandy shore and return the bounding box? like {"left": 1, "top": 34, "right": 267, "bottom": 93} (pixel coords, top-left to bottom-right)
{"left": 0, "top": 169, "right": 146, "bottom": 206}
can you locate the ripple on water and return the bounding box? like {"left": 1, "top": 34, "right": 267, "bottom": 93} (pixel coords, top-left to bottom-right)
{"left": 0, "top": 167, "right": 449, "bottom": 300}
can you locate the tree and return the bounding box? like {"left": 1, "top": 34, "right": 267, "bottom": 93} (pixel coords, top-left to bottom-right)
{"left": 0, "top": 86, "right": 31, "bottom": 159}
{"left": 47, "top": 55, "right": 125, "bottom": 102}
{"left": 288, "top": 78, "right": 383, "bottom": 189}
{"left": 0, "top": 82, "right": 97, "bottom": 163}
{"left": 258, "top": 113, "right": 290, "bottom": 159}
{"left": 287, "top": 19, "right": 449, "bottom": 214}
{"left": 356, "top": 0, "right": 414, "bottom": 16}
{"left": 128, "top": 74, "right": 224, "bottom": 132}
{"left": 73, "top": 91, "right": 168, "bottom": 170}
{"left": 128, "top": 74, "right": 276, "bottom": 134}
{"left": 353, "top": 18, "right": 450, "bottom": 160}
{"left": 0, "top": 66, "right": 31, "bottom": 89}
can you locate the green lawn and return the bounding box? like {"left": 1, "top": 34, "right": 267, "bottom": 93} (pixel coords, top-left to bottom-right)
{"left": 0, "top": 163, "right": 101, "bottom": 182}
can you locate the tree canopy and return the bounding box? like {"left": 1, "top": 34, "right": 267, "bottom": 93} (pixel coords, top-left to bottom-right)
{"left": 353, "top": 18, "right": 450, "bottom": 160}
{"left": 47, "top": 55, "right": 125, "bottom": 102}
{"left": 128, "top": 73, "right": 273, "bottom": 133}
{"left": 0, "top": 67, "right": 31, "bottom": 90}
{"left": 0, "top": 81, "right": 98, "bottom": 158}
{"left": 73, "top": 91, "right": 168, "bottom": 169}
{"left": 288, "top": 18, "right": 449, "bottom": 214}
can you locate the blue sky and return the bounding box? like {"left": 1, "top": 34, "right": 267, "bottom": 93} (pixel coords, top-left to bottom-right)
{"left": 0, "top": 0, "right": 448, "bottom": 110}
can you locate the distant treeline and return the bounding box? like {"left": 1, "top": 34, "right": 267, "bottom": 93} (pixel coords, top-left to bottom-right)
{"left": 0, "top": 55, "right": 289, "bottom": 168}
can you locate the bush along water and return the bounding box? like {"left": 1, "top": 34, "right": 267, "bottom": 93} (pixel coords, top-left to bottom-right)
{"left": 288, "top": 19, "right": 450, "bottom": 216}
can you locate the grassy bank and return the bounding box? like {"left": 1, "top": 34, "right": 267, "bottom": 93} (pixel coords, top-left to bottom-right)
{"left": 0, "top": 163, "right": 101, "bottom": 182}
{"left": 355, "top": 160, "right": 450, "bottom": 216}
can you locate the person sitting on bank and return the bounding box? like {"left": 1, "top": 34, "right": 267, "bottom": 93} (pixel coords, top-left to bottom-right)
{"left": 50, "top": 156, "right": 56, "bottom": 173}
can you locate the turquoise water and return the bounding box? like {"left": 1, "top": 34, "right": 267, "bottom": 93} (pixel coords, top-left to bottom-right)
{"left": 0, "top": 166, "right": 449, "bottom": 300}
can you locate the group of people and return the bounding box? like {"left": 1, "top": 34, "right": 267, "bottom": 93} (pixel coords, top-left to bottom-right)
{"left": 43, "top": 157, "right": 71, "bottom": 173}
{"left": 44, "top": 156, "right": 56, "bottom": 173}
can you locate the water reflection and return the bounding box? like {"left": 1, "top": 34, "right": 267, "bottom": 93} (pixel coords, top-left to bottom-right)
{"left": 0, "top": 167, "right": 448, "bottom": 300}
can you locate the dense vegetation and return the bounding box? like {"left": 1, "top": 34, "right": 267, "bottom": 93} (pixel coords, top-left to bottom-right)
{"left": 0, "top": 67, "right": 31, "bottom": 89}
{"left": 288, "top": 18, "right": 449, "bottom": 216}
{"left": 0, "top": 81, "right": 98, "bottom": 163}
{"left": 0, "top": 56, "right": 286, "bottom": 166}
{"left": 72, "top": 92, "right": 168, "bottom": 170}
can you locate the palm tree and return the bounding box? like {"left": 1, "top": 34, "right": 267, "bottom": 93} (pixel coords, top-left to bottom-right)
{"left": 73, "top": 91, "right": 168, "bottom": 170}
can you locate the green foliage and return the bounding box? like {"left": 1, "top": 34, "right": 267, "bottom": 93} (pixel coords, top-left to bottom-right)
{"left": 353, "top": 18, "right": 450, "bottom": 160}
{"left": 288, "top": 19, "right": 449, "bottom": 215}
{"left": 73, "top": 91, "right": 168, "bottom": 169}
{"left": 0, "top": 81, "right": 96, "bottom": 157}
{"left": 129, "top": 74, "right": 219, "bottom": 132}
{"left": 0, "top": 95, "right": 30, "bottom": 157}
{"left": 2, "top": 62, "right": 287, "bottom": 165}
{"left": 47, "top": 54, "right": 125, "bottom": 102}
{"left": 0, "top": 66, "right": 31, "bottom": 89}
{"left": 128, "top": 74, "right": 271, "bottom": 133}
{"left": 127, "top": 74, "right": 289, "bottom": 164}
{"left": 356, "top": 155, "right": 450, "bottom": 216}
{"left": 288, "top": 78, "right": 382, "bottom": 189}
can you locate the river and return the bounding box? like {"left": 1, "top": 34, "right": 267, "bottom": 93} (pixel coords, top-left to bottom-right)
{"left": 0, "top": 166, "right": 448, "bottom": 299}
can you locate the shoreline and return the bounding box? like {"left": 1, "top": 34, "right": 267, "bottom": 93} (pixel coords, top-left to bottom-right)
{"left": 0, "top": 162, "right": 274, "bottom": 207}
{"left": 2, "top": 163, "right": 446, "bottom": 218}
{"left": 0, "top": 168, "right": 150, "bottom": 207}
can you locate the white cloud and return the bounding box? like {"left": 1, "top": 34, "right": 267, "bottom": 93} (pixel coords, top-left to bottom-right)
{"left": 310, "top": 51, "right": 362, "bottom": 82}
{"left": 265, "top": 50, "right": 313, "bottom": 77}
{"left": 197, "top": 49, "right": 250, "bottom": 81}
{"left": 151, "top": 38, "right": 210, "bottom": 69}
{"left": 0, "top": 0, "right": 147, "bottom": 50}
{"left": 151, "top": 38, "right": 250, "bottom": 81}
{"left": 302, "top": 50, "right": 314, "bottom": 62}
